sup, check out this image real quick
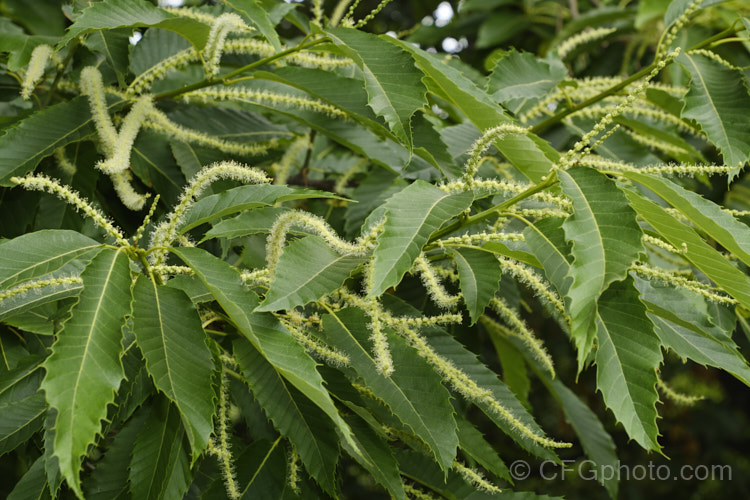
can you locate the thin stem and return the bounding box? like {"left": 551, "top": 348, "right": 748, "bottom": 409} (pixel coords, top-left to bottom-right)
{"left": 153, "top": 37, "right": 327, "bottom": 102}
{"left": 427, "top": 173, "right": 558, "bottom": 244}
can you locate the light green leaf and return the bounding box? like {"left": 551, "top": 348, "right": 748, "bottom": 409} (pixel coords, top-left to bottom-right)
{"left": 203, "top": 206, "right": 290, "bottom": 241}
{"left": 387, "top": 37, "right": 559, "bottom": 183}
{"left": 41, "top": 248, "right": 131, "bottom": 498}
{"left": 257, "top": 236, "right": 366, "bottom": 312}
{"left": 560, "top": 167, "right": 644, "bottom": 369}
{"left": 487, "top": 49, "right": 567, "bottom": 102}
{"left": 480, "top": 241, "right": 542, "bottom": 268}
{"left": 635, "top": 276, "right": 750, "bottom": 387}
{"left": 677, "top": 52, "right": 750, "bottom": 170}
{"left": 234, "top": 338, "right": 340, "bottom": 494}
{"left": 132, "top": 277, "right": 217, "bottom": 456}
{"left": 170, "top": 247, "right": 361, "bottom": 457}
{"left": 625, "top": 189, "right": 750, "bottom": 309}
{"left": 322, "top": 308, "right": 459, "bottom": 471}
{"left": 523, "top": 217, "right": 572, "bottom": 297}
{"left": 59, "top": 0, "right": 210, "bottom": 51}
{"left": 0, "top": 98, "right": 107, "bottom": 185}
{"left": 452, "top": 248, "right": 502, "bottom": 324}
{"left": 664, "top": 0, "right": 724, "bottom": 27}
{"left": 368, "top": 181, "right": 473, "bottom": 297}
{"left": 624, "top": 171, "right": 750, "bottom": 267}
{"left": 128, "top": 399, "right": 192, "bottom": 500}
{"left": 595, "top": 277, "right": 661, "bottom": 451}
{"left": 181, "top": 184, "right": 346, "bottom": 234}
{"left": 130, "top": 28, "right": 191, "bottom": 76}
{"left": 0, "top": 230, "right": 99, "bottom": 289}
{"left": 326, "top": 28, "right": 428, "bottom": 150}
{"left": 221, "top": 0, "right": 282, "bottom": 50}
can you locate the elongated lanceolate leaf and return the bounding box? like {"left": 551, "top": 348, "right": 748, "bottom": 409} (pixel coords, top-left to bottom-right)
{"left": 595, "top": 277, "right": 661, "bottom": 451}
{"left": 257, "top": 236, "right": 366, "bottom": 312}
{"left": 180, "top": 184, "right": 346, "bottom": 234}
{"left": 368, "top": 181, "right": 473, "bottom": 297}
{"left": 487, "top": 50, "right": 567, "bottom": 102}
{"left": 234, "top": 338, "right": 340, "bottom": 494}
{"left": 0, "top": 392, "right": 46, "bottom": 457}
{"left": 0, "top": 98, "right": 101, "bottom": 185}
{"left": 0, "top": 230, "right": 99, "bottom": 289}
{"left": 523, "top": 217, "right": 572, "bottom": 298}
{"left": 132, "top": 277, "right": 217, "bottom": 456}
{"left": 452, "top": 248, "right": 502, "bottom": 324}
{"left": 625, "top": 190, "right": 750, "bottom": 309}
{"left": 326, "top": 28, "right": 428, "bottom": 150}
{"left": 170, "top": 247, "right": 361, "bottom": 457}
{"left": 624, "top": 171, "right": 750, "bottom": 266}
{"left": 323, "top": 309, "right": 459, "bottom": 471}
{"left": 635, "top": 277, "right": 750, "bottom": 387}
{"left": 0, "top": 277, "right": 82, "bottom": 323}
{"left": 222, "top": 0, "right": 281, "bottom": 50}
{"left": 6, "top": 455, "right": 48, "bottom": 500}
{"left": 677, "top": 52, "right": 750, "bottom": 171}
{"left": 41, "top": 248, "right": 131, "bottom": 498}
{"left": 559, "top": 167, "right": 644, "bottom": 369}
{"left": 387, "top": 38, "right": 559, "bottom": 183}
{"left": 60, "top": 0, "right": 210, "bottom": 51}
{"left": 129, "top": 399, "right": 191, "bottom": 500}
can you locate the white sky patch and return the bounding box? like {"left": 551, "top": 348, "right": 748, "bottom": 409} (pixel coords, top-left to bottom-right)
{"left": 434, "top": 2, "right": 454, "bottom": 27}
{"left": 129, "top": 31, "right": 143, "bottom": 45}
{"left": 158, "top": 0, "right": 184, "bottom": 6}
{"left": 442, "top": 36, "right": 467, "bottom": 53}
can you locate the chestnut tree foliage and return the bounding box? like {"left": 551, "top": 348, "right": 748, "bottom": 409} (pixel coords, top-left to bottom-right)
{"left": 2, "top": 0, "right": 750, "bottom": 498}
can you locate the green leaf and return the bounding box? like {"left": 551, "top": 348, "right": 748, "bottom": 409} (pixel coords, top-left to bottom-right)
{"left": 594, "top": 277, "right": 661, "bottom": 451}
{"left": 257, "top": 236, "right": 366, "bottom": 312}
{"left": 326, "top": 28, "right": 428, "bottom": 150}
{"left": 387, "top": 38, "right": 559, "bottom": 183}
{"left": 523, "top": 217, "right": 572, "bottom": 297}
{"left": 635, "top": 277, "right": 750, "bottom": 387}
{"left": 170, "top": 247, "right": 361, "bottom": 457}
{"left": 0, "top": 275, "right": 82, "bottom": 323}
{"left": 455, "top": 416, "right": 511, "bottom": 482}
{"left": 0, "top": 230, "right": 99, "bottom": 289}
{"left": 59, "top": 0, "right": 211, "bottom": 51}
{"left": 664, "top": 0, "right": 724, "bottom": 27}
{"left": 40, "top": 248, "right": 131, "bottom": 498}
{"left": 0, "top": 392, "right": 46, "bottom": 457}
{"left": 181, "top": 184, "right": 346, "bottom": 234}
{"left": 85, "top": 406, "right": 151, "bottom": 500}
{"left": 0, "top": 98, "right": 106, "bottom": 185}
{"left": 486, "top": 49, "right": 567, "bottom": 102}
{"left": 234, "top": 338, "right": 341, "bottom": 494}
{"left": 128, "top": 399, "right": 192, "bottom": 500}
{"left": 130, "top": 130, "right": 186, "bottom": 207}
{"left": 7, "top": 455, "right": 50, "bottom": 500}
{"left": 677, "top": 52, "right": 750, "bottom": 170}
{"left": 480, "top": 241, "right": 542, "bottom": 268}
{"left": 130, "top": 28, "right": 191, "bottom": 76}
{"left": 132, "top": 277, "right": 217, "bottom": 456}
{"left": 625, "top": 189, "right": 750, "bottom": 309}
{"left": 559, "top": 167, "right": 644, "bottom": 369}
{"left": 342, "top": 413, "right": 407, "bottom": 500}
{"left": 222, "top": 0, "right": 282, "bottom": 50}
{"left": 452, "top": 248, "right": 502, "bottom": 324}
{"left": 322, "top": 309, "right": 459, "bottom": 471}
{"left": 84, "top": 29, "right": 131, "bottom": 87}
{"left": 368, "top": 181, "right": 473, "bottom": 297}
{"left": 203, "top": 206, "right": 290, "bottom": 241}
{"left": 624, "top": 171, "right": 750, "bottom": 267}
{"left": 382, "top": 295, "right": 560, "bottom": 461}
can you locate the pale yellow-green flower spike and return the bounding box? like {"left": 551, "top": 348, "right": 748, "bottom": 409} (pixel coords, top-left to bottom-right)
{"left": 111, "top": 170, "right": 151, "bottom": 211}
{"left": 209, "top": 370, "right": 240, "bottom": 500}
{"left": 280, "top": 317, "right": 350, "bottom": 367}
{"left": 287, "top": 447, "right": 301, "bottom": 494}
{"left": 463, "top": 124, "right": 529, "bottom": 187}
{"left": 273, "top": 135, "right": 309, "bottom": 185}
{"left": 11, "top": 174, "right": 129, "bottom": 246}
{"left": 452, "top": 461, "right": 503, "bottom": 494}
{"left": 54, "top": 148, "right": 77, "bottom": 176}
{"left": 369, "top": 308, "right": 395, "bottom": 376}
{"left": 203, "top": 13, "right": 248, "bottom": 78}
{"left": 412, "top": 253, "right": 461, "bottom": 309}
{"left": 79, "top": 66, "right": 118, "bottom": 155}
{"left": 21, "top": 44, "right": 54, "bottom": 100}
{"left": 354, "top": 0, "right": 395, "bottom": 28}
{"left": 497, "top": 256, "right": 569, "bottom": 325}
{"left": 487, "top": 299, "right": 555, "bottom": 376}
{"left": 0, "top": 276, "right": 83, "bottom": 303}
{"left": 557, "top": 27, "right": 617, "bottom": 59}
{"left": 659, "top": 0, "right": 704, "bottom": 57}
{"left": 97, "top": 96, "right": 153, "bottom": 175}
{"left": 403, "top": 483, "right": 438, "bottom": 500}
{"left": 150, "top": 161, "right": 270, "bottom": 265}
{"left": 656, "top": 375, "right": 705, "bottom": 406}
{"left": 630, "top": 263, "right": 736, "bottom": 305}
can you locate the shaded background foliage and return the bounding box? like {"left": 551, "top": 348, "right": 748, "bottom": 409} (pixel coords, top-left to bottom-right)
{"left": 2, "top": 0, "right": 750, "bottom": 499}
